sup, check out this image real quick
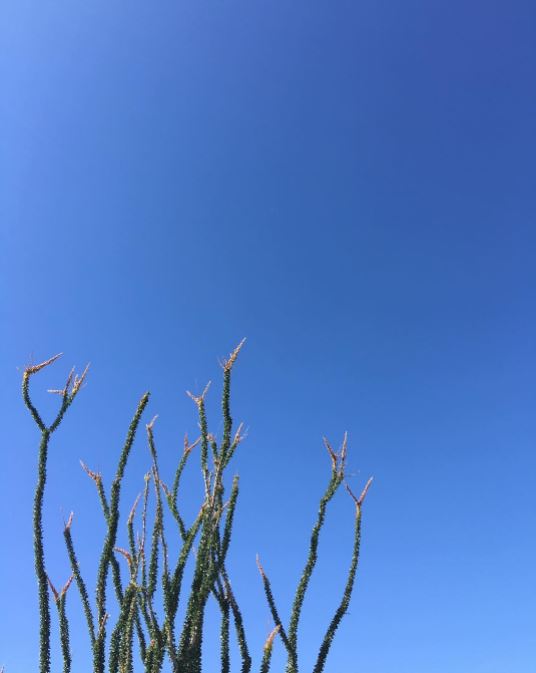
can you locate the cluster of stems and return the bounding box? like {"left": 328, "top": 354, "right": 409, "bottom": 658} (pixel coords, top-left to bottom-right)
{"left": 21, "top": 341, "right": 371, "bottom": 673}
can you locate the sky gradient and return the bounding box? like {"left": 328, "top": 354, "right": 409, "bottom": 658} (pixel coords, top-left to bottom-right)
{"left": 1, "top": 1, "right": 535, "bottom": 671}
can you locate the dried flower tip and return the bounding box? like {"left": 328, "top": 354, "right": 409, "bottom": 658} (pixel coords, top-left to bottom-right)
{"left": 344, "top": 482, "right": 358, "bottom": 504}
{"left": 114, "top": 547, "right": 133, "bottom": 566}
{"left": 233, "top": 422, "right": 247, "bottom": 445}
{"left": 71, "top": 363, "right": 90, "bottom": 396}
{"left": 340, "top": 432, "right": 348, "bottom": 467}
{"left": 25, "top": 353, "right": 63, "bottom": 375}
{"left": 64, "top": 366, "right": 76, "bottom": 392}
{"left": 128, "top": 493, "right": 141, "bottom": 524}
{"left": 345, "top": 477, "right": 373, "bottom": 509}
{"left": 183, "top": 433, "right": 202, "bottom": 454}
{"left": 61, "top": 574, "right": 74, "bottom": 597}
{"left": 146, "top": 414, "right": 159, "bottom": 431}
{"left": 358, "top": 477, "right": 373, "bottom": 506}
{"left": 80, "top": 460, "right": 101, "bottom": 483}
{"left": 137, "top": 531, "right": 147, "bottom": 559}
{"left": 186, "top": 380, "right": 211, "bottom": 406}
{"left": 256, "top": 554, "right": 266, "bottom": 578}
{"left": 159, "top": 479, "right": 170, "bottom": 497}
{"left": 264, "top": 624, "right": 281, "bottom": 651}
{"left": 190, "top": 436, "right": 202, "bottom": 451}
{"left": 47, "top": 575, "right": 59, "bottom": 601}
{"left": 64, "top": 511, "right": 74, "bottom": 531}
{"left": 323, "top": 436, "right": 338, "bottom": 468}
{"left": 47, "top": 389, "right": 66, "bottom": 396}
{"left": 221, "top": 338, "right": 246, "bottom": 372}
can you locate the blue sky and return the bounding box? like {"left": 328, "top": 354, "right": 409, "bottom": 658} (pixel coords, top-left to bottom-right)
{"left": 1, "top": 1, "right": 535, "bottom": 671}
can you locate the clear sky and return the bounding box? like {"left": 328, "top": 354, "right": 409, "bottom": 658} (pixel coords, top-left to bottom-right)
{"left": 1, "top": 1, "right": 535, "bottom": 672}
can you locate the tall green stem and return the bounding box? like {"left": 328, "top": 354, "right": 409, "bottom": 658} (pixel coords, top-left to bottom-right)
{"left": 34, "top": 430, "right": 51, "bottom": 673}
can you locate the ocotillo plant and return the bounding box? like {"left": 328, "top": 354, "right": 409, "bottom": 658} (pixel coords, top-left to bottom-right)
{"left": 21, "top": 341, "right": 372, "bottom": 673}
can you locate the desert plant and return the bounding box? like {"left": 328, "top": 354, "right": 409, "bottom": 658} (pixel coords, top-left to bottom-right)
{"left": 21, "top": 341, "right": 372, "bottom": 673}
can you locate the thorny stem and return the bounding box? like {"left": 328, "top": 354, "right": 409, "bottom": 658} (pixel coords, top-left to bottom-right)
{"left": 63, "top": 513, "right": 96, "bottom": 646}
{"left": 47, "top": 575, "right": 73, "bottom": 673}
{"left": 34, "top": 429, "right": 52, "bottom": 673}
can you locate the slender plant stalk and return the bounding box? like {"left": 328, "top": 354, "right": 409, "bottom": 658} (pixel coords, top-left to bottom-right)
{"left": 256, "top": 556, "right": 294, "bottom": 663}
{"left": 57, "top": 593, "right": 72, "bottom": 673}
{"left": 63, "top": 513, "right": 96, "bottom": 646}
{"left": 33, "top": 428, "right": 52, "bottom": 673}
{"left": 221, "top": 567, "right": 252, "bottom": 673}
{"left": 47, "top": 575, "right": 74, "bottom": 673}
{"left": 214, "top": 577, "right": 231, "bottom": 673}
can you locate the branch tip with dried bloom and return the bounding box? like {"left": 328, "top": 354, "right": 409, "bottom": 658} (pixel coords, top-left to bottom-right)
{"left": 256, "top": 554, "right": 266, "bottom": 578}
{"left": 80, "top": 460, "right": 101, "bottom": 483}
{"left": 345, "top": 477, "right": 373, "bottom": 509}
{"left": 221, "top": 338, "right": 246, "bottom": 372}
{"left": 64, "top": 511, "right": 74, "bottom": 532}
{"left": 340, "top": 432, "right": 348, "bottom": 466}
{"left": 24, "top": 353, "right": 63, "bottom": 376}
{"left": 146, "top": 414, "right": 159, "bottom": 431}
{"left": 71, "top": 363, "right": 90, "bottom": 396}
{"left": 264, "top": 624, "right": 281, "bottom": 651}
{"left": 323, "top": 436, "right": 338, "bottom": 468}
{"left": 128, "top": 493, "right": 141, "bottom": 524}
{"left": 358, "top": 476, "right": 374, "bottom": 506}
{"left": 233, "top": 422, "right": 247, "bottom": 445}
{"left": 183, "top": 433, "right": 202, "bottom": 454}
{"left": 115, "top": 547, "right": 133, "bottom": 567}
{"left": 46, "top": 575, "right": 59, "bottom": 601}
{"left": 186, "top": 381, "right": 211, "bottom": 406}
{"left": 47, "top": 574, "right": 73, "bottom": 603}
{"left": 61, "top": 574, "right": 74, "bottom": 597}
